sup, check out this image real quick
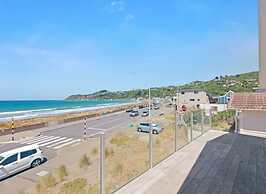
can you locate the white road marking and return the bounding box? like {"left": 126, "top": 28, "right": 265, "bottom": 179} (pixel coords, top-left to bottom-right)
{"left": 38, "top": 137, "right": 68, "bottom": 147}
{"left": 36, "top": 171, "right": 49, "bottom": 177}
{"left": 29, "top": 136, "right": 62, "bottom": 145}
{"left": 21, "top": 136, "right": 56, "bottom": 144}
{"left": 53, "top": 139, "right": 81, "bottom": 150}
{"left": 46, "top": 138, "right": 74, "bottom": 148}
{"left": 70, "top": 142, "right": 80, "bottom": 147}
{"left": 19, "top": 136, "right": 51, "bottom": 144}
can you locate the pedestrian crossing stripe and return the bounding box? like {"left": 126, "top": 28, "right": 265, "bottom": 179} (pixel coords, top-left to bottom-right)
{"left": 46, "top": 138, "right": 73, "bottom": 148}
{"left": 18, "top": 135, "right": 81, "bottom": 150}
{"left": 38, "top": 137, "right": 68, "bottom": 147}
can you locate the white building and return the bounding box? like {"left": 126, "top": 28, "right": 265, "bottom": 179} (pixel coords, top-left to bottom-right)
{"left": 176, "top": 89, "right": 209, "bottom": 109}
{"left": 230, "top": 1, "right": 266, "bottom": 133}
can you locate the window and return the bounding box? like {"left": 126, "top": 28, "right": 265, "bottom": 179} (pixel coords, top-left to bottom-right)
{"left": 20, "top": 149, "right": 37, "bottom": 159}
{"left": 181, "top": 91, "right": 185, "bottom": 94}
{"left": 1, "top": 154, "right": 18, "bottom": 166}
{"left": 198, "top": 99, "right": 200, "bottom": 101}
{"left": 194, "top": 91, "right": 199, "bottom": 94}
{"left": 190, "top": 99, "right": 195, "bottom": 101}
{"left": 140, "top": 123, "right": 149, "bottom": 127}
{"left": 0, "top": 156, "right": 4, "bottom": 162}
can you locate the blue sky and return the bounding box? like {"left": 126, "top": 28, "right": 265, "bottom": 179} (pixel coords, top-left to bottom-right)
{"left": 0, "top": 0, "right": 258, "bottom": 100}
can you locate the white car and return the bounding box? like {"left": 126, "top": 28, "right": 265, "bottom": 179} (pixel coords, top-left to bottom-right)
{"left": 0, "top": 144, "right": 45, "bottom": 180}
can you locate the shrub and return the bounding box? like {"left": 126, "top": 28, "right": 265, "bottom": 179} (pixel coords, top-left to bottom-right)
{"left": 110, "top": 133, "right": 130, "bottom": 146}
{"left": 105, "top": 148, "right": 114, "bottom": 159}
{"left": 59, "top": 178, "right": 87, "bottom": 194}
{"left": 114, "top": 163, "right": 124, "bottom": 176}
{"left": 91, "top": 148, "right": 98, "bottom": 156}
{"left": 36, "top": 174, "right": 56, "bottom": 193}
{"left": 18, "top": 191, "right": 28, "bottom": 194}
{"left": 57, "top": 165, "right": 68, "bottom": 181}
{"left": 88, "top": 184, "right": 99, "bottom": 194}
{"left": 79, "top": 154, "right": 91, "bottom": 169}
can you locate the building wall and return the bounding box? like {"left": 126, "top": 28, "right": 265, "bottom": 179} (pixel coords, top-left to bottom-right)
{"left": 176, "top": 91, "right": 209, "bottom": 108}
{"left": 259, "top": 0, "right": 266, "bottom": 88}
{"left": 200, "top": 104, "right": 227, "bottom": 113}
{"left": 239, "top": 110, "right": 266, "bottom": 132}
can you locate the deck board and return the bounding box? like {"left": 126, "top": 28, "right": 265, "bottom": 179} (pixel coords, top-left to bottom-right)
{"left": 178, "top": 133, "right": 266, "bottom": 194}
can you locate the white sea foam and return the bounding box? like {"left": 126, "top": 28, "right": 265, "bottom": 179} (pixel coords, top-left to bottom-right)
{"left": 0, "top": 102, "right": 134, "bottom": 122}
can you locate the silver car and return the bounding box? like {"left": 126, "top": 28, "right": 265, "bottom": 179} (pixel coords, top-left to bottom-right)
{"left": 0, "top": 144, "right": 45, "bottom": 180}
{"left": 137, "top": 122, "right": 163, "bottom": 134}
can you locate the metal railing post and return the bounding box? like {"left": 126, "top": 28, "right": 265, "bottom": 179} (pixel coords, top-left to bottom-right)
{"left": 235, "top": 110, "right": 239, "bottom": 133}
{"left": 190, "top": 112, "right": 193, "bottom": 141}
{"left": 209, "top": 111, "right": 212, "bottom": 130}
{"left": 83, "top": 117, "right": 87, "bottom": 140}
{"left": 201, "top": 110, "right": 204, "bottom": 134}
{"left": 11, "top": 118, "right": 15, "bottom": 141}
{"left": 175, "top": 104, "right": 177, "bottom": 152}
{"left": 100, "top": 133, "right": 105, "bottom": 194}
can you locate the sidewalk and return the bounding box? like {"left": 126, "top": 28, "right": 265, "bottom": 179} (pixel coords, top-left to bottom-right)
{"left": 114, "top": 130, "right": 227, "bottom": 194}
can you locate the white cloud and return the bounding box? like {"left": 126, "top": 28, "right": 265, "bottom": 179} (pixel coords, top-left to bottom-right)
{"left": 125, "top": 14, "right": 135, "bottom": 22}
{"left": 110, "top": 0, "right": 125, "bottom": 13}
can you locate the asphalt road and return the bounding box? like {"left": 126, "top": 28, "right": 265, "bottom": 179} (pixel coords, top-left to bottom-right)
{"left": 42, "top": 111, "right": 135, "bottom": 138}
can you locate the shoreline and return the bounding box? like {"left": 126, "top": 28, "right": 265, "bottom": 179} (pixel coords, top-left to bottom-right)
{"left": 0, "top": 101, "right": 146, "bottom": 136}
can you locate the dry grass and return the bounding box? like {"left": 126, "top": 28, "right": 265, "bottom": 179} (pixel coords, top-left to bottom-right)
{"left": 79, "top": 154, "right": 91, "bottom": 169}
{"left": 88, "top": 184, "right": 99, "bottom": 194}
{"left": 59, "top": 178, "right": 87, "bottom": 194}
{"left": 57, "top": 165, "right": 68, "bottom": 182}
{"left": 105, "top": 148, "right": 114, "bottom": 159}
{"left": 105, "top": 131, "right": 149, "bottom": 193}
{"left": 36, "top": 174, "right": 57, "bottom": 194}
{"left": 110, "top": 133, "right": 130, "bottom": 146}
{"left": 91, "top": 148, "right": 98, "bottom": 156}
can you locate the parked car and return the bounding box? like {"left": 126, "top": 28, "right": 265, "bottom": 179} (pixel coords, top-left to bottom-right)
{"left": 0, "top": 144, "right": 45, "bottom": 180}
{"left": 154, "top": 105, "right": 160, "bottom": 110}
{"left": 129, "top": 110, "right": 139, "bottom": 117}
{"left": 141, "top": 110, "right": 149, "bottom": 117}
{"left": 137, "top": 122, "right": 163, "bottom": 134}
{"left": 126, "top": 108, "right": 133, "bottom": 113}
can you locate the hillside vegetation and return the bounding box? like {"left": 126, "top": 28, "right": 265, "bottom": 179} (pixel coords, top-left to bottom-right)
{"left": 66, "top": 71, "right": 259, "bottom": 100}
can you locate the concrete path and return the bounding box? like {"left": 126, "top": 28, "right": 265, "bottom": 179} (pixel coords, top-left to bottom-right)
{"left": 115, "top": 130, "right": 227, "bottom": 194}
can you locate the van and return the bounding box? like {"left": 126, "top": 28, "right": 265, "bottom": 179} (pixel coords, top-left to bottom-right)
{"left": 0, "top": 144, "right": 45, "bottom": 180}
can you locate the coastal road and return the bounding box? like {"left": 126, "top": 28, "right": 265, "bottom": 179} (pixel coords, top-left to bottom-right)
{"left": 42, "top": 111, "right": 136, "bottom": 138}
{"left": 9, "top": 111, "right": 143, "bottom": 151}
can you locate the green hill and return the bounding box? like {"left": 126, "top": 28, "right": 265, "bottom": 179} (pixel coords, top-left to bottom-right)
{"left": 180, "top": 71, "right": 259, "bottom": 96}
{"left": 66, "top": 71, "right": 259, "bottom": 100}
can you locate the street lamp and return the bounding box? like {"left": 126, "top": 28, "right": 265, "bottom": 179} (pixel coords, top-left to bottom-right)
{"left": 149, "top": 87, "right": 153, "bottom": 169}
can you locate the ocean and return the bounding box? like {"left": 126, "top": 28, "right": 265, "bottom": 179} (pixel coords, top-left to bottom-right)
{"left": 0, "top": 99, "right": 132, "bottom": 122}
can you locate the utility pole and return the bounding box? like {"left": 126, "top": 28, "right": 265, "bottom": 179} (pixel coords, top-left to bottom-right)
{"left": 175, "top": 88, "right": 180, "bottom": 152}
{"left": 149, "top": 87, "right": 153, "bottom": 169}
{"left": 100, "top": 132, "right": 105, "bottom": 194}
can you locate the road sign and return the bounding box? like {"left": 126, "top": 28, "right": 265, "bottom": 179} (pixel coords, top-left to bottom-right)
{"left": 181, "top": 105, "right": 187, "bottom": 112}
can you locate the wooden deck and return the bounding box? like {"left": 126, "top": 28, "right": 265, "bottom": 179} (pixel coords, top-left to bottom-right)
{"left": 178, "top": 132, "right": 266, "bottom": 194}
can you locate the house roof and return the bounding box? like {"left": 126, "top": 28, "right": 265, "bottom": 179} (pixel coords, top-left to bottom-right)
{"left": 229, "top": 92, "right": 266, "bottom": 110}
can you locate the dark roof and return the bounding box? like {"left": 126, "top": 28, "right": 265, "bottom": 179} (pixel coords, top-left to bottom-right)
{"left": 229, "top": 92, "right": 266, "bottom": 110}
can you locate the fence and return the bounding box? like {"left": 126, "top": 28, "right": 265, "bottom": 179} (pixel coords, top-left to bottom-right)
{"left": 1, "top": 102, "right": 212, "bottom": 194}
